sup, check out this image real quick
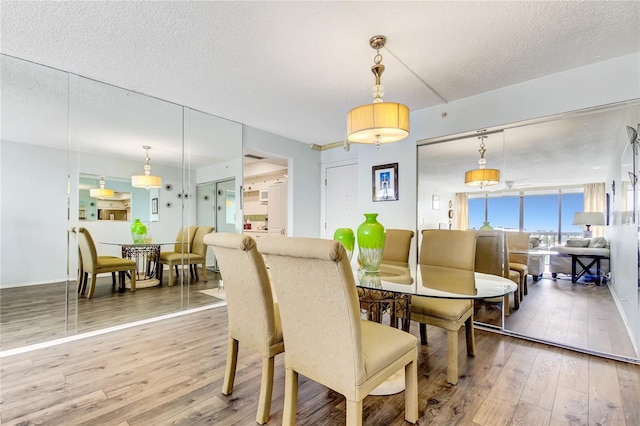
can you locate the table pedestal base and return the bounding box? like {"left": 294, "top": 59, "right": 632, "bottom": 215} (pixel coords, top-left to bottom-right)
{"left": 125, "top": 278, "right": 160, "bottom": 289}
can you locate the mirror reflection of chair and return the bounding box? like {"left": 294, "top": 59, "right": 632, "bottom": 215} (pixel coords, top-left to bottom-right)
{"left": 259, "top": 237, "right": 419, "bottom": 425}
{"left": 475, "top": 230, "right": 518, "bottom": 316}
{"left": 158, "top": 226, "right": 214, "bottom": 286}
{"left": 75, "top": 227, "right": 137, "bottom": 299}
{"left": 382, "top": 229, "right": 415, "bottom": 263}
{"left": 506, "top": 232, "right": 531, "bottom": 299}
{"left": 204, "top": 233, "right": 283, "bottom": 425}
{"left": 411, "top": 229, "right": 477, "bottom": 385}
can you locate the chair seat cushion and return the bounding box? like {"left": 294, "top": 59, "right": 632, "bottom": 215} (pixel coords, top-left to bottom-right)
{"left": 410, "top": 296, "right": 472, "bottom": 321}
{"left": 360, "top": 320, "right": 417, "bottom": 380}
{"left": 508, "top": 270, "right": 520, "bottom": 283}
{"left": 510, "top": 262, "right": 528, "bottom": 275}
{"left": 159, "top": 252, "right": 205, "bottom": 263}
{"left": 96, "top": 257, "right": 135, "bottom": 268}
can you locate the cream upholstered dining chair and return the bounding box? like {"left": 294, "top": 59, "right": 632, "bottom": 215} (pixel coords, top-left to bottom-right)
{"left": 506, "top": 231, "right": 530, "bottom": 299}
{"left": 158, "top": 226, "right": 214, "bottom": 286}
{"left": 75, "top": 227, "right": 137, "bottom": 299}
{"left": 259, "top": 236, "right": 419, "bottom": 426}
{"left": 382, "top": 229, "right": 415, "bottom": 263}
{"left": 411, "top": 229, "right": 477, "bottom": 385}
{"left": 204, "top": 233, "right": 283, "bottom": 425}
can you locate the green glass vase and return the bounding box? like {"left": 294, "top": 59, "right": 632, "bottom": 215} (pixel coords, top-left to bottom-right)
{"left": 131, "top": 218, "right": 147, "bottom": 244}
{"left": 357, "top": 213, "right": 385, "bottom": 272}
{"left": 333, "top": 228, "right": 355, "bottom": 262}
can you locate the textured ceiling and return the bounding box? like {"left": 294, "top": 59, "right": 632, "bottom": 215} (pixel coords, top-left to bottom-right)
{"left": 2, "top": 1, "right": 638, "bottom": 147}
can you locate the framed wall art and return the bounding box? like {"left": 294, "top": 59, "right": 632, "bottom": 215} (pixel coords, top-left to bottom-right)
{"left": 372, "top": 163, "right": 398, "bottom": 202}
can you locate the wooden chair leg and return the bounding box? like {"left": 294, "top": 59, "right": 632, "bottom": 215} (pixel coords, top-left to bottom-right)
{"left": 168, "top": 264, "right": 175, "bottom": 286}
{"left": 130, "top": 268, "right": 136, "bottom": 292}
{"left": 111, "top": 272, "right": 116, "bottom": 287}
{"left": 446, "top": 329, "right": 459, "bottom": 385}
{"left": 190, "top": 264, "right": 196, "bottom": 280}
{"left": 504, "top": 294, "right": 510, "bottom": 316}
{"left": 419, "top": 323, "right": 427, "bottom": 345}
{"left": 514, "top": 285, "right": 520, "bottom": 310}
{"left": 465, "top": 317, "right": 475, "bottom": 356}
{"left": 201, "top": 263, "right": 208, "bottom": 282}
{"left": 404, "top": 359, "right": 419, "bottom": 423}
{"left": 282, "top": 368, "right": 298, "bottom": 426}
{"left": 345, "top": 399, "right": 363, "bottom": 426}
{"left": 87, "top": 273, "right": 98, "bottom": 299}
{"left": 256, "top": 356, "right": 275, "bottom": 424}
{"left": 222, "top": 337, "right": 238, "bottom": 395}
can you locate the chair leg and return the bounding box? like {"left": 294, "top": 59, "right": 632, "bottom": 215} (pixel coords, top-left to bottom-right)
{"left": 87, "top": 273, "right": 98, "bottom": 299}
{"left": 202, "top": 263, "right": 208, "bottom": 282}
{"left": 111, "top": 272, "right": 116, "bottom": 287}
{"left": 523, "top": 275, "right": 528, "bottom": 295}
{"left": 504, "top": 295, "right": 510, "bottom": 316}
{"left": 514, "top": 285, "right": 520, "bottom": 310}
{"left": 419, "top": 323, "right": 427, "bottom": 345}
{"left": 222, "top": 337, "right": 239, "bottom": 395}
{"left": 256, "top": 356, "right": 275, "bottom": 424}
{"left": 404, "top": 359, "right": 419, "bottom": 423}
{"left": 345, "top": 399, "right": 363, "bottom": 426}
{"left": 465, "top": 316, "right": 475, "bottom": 356}
{"left": 168, "top": 264, "right": 175, "bottom": 286}
{"left": 130, "top": 268, "right": 136, "bottom": 292}
{"left": 282, "top": 368, "right": 298, "bottom": 426}
{"left": 446, "top": 330, "right": 459, "bottom": 385}
{"left": 190, "top": 264, "right": 196, "bottom": 280}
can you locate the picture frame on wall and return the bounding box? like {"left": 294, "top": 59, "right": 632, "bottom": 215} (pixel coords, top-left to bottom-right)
{"left": 151, "top": 197, "right": 159, "bottom": 214}
{"left": 372, "top": 163, "right": 398, "bottom": 202}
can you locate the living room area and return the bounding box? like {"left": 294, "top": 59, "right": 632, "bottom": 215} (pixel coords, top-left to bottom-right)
{"left": 417, "top": 101, "right": 639, "bottom": 361}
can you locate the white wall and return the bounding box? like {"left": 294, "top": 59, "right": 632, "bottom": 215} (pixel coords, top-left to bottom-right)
{"left": 0, "top": 141, "right": 191, "bottom": 287}
{"left": 1, "top": 141, "right": 69, "bottom": 286}
{"left": 243, "top": 125, "right": 322, "bottom": 237}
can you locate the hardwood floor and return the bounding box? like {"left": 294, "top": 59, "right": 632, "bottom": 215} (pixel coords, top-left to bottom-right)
{"left": 0, "top": 269, "right": 223, "bottom": 350}
{"left": 474, "top": 274, "right": 637, "bottom": 359}
{"left": 1, "top": 306, "right": 638, "bottom": 425}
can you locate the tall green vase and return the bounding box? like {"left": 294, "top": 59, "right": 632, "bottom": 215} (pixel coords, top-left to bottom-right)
{"left": 333, "top": 228, "right": 355, "bottom": 262}
{"left": 357, "top": 213, "right": 385, "bottom": 272}
{"left": 131, "top": 218, "right": 147, "bottom": 244}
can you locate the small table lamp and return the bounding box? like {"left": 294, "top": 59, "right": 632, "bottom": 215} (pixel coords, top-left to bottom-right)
{"left": 572, "top": 212, "right": 605, "bottom": 238}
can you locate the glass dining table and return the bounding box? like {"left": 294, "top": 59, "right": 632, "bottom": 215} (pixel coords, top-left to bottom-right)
{"left": 354, "top": 260, "right": 518, "bottom": 331}
{"left": 100, "top": 241, "right": 174, "bottom": 289}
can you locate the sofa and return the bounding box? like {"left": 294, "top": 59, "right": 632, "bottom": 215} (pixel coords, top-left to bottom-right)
{"left": 549, "top": 237, "right": 610, "bottom": 282}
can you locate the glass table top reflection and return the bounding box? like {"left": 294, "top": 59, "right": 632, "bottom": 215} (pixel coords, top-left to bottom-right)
{"left": 355, "top": 261, "right": 517, "bottom": 300}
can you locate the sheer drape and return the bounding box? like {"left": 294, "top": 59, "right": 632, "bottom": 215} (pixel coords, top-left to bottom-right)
{"left": 583, "top": 183, "right": 606, "bottom": 237}
{"left": 455, "top": 193, "right": 469, "bottom": 230}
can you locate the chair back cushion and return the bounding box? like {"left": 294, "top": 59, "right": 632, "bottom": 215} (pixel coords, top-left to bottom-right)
{"left": 419, "top": 229, "right": 476, "bottom": 270}
{"left": 77, "top": 227, "right": 98, "bottom": 272}
{"left": 174, "top": 226, "right": 198, "bottom": 253}
{"left": 382, "top": 229, "right": 414, "bottom": 263}
{"left": 506, "top": 232, "right": 531, "bottom": 264}
{"left": 475, "top": 230, "right": 505, "bottom": 276}
{"left": 204, "top": 233, "right": 281, "bottom": 354}
{"left": 258, "top": 237, "right": 365, "bottom": 388}
{"left": 191, "top": 226, "right": 214, "bottom": 257}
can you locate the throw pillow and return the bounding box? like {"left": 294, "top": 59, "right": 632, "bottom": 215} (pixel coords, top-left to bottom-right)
{"left": 589, "top": 237, "right": 607, "bottom": 248}
{"left": 565, "top": 239, "right": 590, "bottom": 248}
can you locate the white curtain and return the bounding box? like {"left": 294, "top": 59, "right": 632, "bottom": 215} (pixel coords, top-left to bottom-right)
{"left": 455, "top": 192, "right": 468, "bottom": 230}
{"left": 583, "top": 182, "right": 606, "bottom": 237}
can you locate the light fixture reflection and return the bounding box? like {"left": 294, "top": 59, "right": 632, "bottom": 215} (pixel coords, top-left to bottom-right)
{"left": 131, "top": 145, "right": 162, "bottom": 190}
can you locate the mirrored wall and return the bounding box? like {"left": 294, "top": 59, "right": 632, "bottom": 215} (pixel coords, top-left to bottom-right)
{"left": 0, "top": 55, "right": 243, "bottom": 351}
{"left": 417, "top": 100, "right": 640, "bottom": 361}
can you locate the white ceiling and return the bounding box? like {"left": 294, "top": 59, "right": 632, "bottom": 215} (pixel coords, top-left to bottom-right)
{"left": 1, "top": 1, "right": 638, "bottom": 148}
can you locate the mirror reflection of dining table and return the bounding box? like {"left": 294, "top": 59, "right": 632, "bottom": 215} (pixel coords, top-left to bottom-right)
{"left": 355, "top": 261, "right": 518, "bottom": 330}
{"left": 100, "top": 242, "right": 174, "bottom": 289}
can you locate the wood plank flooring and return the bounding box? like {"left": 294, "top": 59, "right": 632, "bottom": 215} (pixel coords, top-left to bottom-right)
{"left": 0, "top": 270, "right": 223, "bottom": 350}
{"left": 474, "top": 274, "right": 637, "bottom": 359}
{"left": 1, "top": 306, "right": 638, "bottom": 425}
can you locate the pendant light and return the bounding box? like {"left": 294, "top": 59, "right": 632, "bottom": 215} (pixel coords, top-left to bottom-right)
{"left": 90, "top": 176, "right": 114, "bottom": 198}
{"left": 465, "top": 132, "right": 500, "bottom": 187}
{"left": 347, "top": 35, "right": 410, "bottom": 148}
{"left": 131, "top": 145, "right": 162, "bottom": 190}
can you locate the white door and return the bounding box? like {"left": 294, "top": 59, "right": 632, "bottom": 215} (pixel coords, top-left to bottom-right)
{"left": 267, "top": 182, "right": 287, "bottom": 236}
{"left": 325, "top": 163, "right": 359, "bottom": 239}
